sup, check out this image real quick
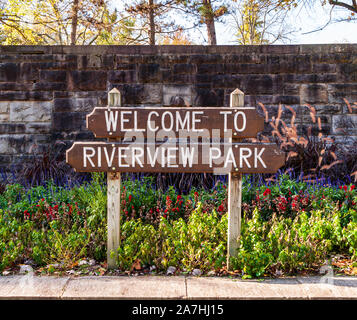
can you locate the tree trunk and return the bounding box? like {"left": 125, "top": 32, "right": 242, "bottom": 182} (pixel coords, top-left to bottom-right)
{"left": 71, "top": 0, "right": 79, "bottom": 45}
{"left": 203, "top": 0, "right": 216, "bottom": 45}
{"left": 149, "top": 0, "right": 155, "bottom": 45}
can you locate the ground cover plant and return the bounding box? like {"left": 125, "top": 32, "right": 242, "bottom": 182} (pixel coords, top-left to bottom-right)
{"left": 0, "top": 172, "right": 356, "bottom": 278}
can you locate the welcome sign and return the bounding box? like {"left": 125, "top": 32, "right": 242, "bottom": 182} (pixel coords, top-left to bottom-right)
{"left": 65, "top": 88, "right": 285, "bottom": 270}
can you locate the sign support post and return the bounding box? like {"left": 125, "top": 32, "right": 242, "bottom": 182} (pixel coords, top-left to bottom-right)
{"left": 227, "top": 88, "right": 244, "bottom": 270}
{"left": 66, "top": 87, "right": 285, "bottom": 271}
{"left": 107, "top": 88, "right": 121, "bottom": 269}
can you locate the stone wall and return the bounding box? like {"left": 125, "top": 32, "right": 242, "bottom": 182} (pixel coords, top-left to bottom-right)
{"left": 0, "top": 44, "right": 357, "bottom": 171}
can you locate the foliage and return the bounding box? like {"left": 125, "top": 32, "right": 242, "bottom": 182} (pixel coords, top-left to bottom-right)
{"left": 0, "top": 0, "right": 135, "bottom": 45}
{"left": 253, "top": 103, "right": 357, "bottom": 184}
{"left": 117, "top": 203, "right": 227, "bottom": 271}
{"left": 230, "top": 0, "right": 294, "bottom": 44}
{"left": 0, "top": 174, "right": 356, "bottom": 277}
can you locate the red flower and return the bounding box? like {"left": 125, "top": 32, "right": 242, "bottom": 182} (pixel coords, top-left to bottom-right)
{"left": 343, "top": 185, "right": 348, "bottom": 192}
{"left": 351, "top": 185, "right": 355, "bottom": 191}
{"left": 163, "top": 214, "right": 167, "bottom": 218}
{"left": 263, "top": 188, "right": 271, "bottom": 196}
{"left": 194, "top": 192, "right": 198, "bottom": 197}
{"left": 218, "top": 204, "right": 224, "bottom": 212}
{"left": 128, "top": 194, "right": 132, "bottom": 202}
{"left": 177, "top": 195, "right": 182, "bottom": 201}
{"left": 339, "top": 186, "right": 343, "bottom": 190}
{"left": 164, "top": 209, "right": 168, "bottom": 213}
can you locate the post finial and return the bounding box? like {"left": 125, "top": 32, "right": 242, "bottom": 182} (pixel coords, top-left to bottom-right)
{"left": 108, "top": 88, "right": 121, "bottom": 107}
{"left": 230, "top": 88, "right": 244, "bottom": 108}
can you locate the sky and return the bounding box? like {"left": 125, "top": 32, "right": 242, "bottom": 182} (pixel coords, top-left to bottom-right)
{"left": 208, "top": 2, "right": 357, "bottom": 45}
{"left": 116, "top": 1, "right": 356, "bottom": 45}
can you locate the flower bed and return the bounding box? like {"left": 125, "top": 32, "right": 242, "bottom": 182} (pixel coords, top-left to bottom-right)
{"left": 0, "top": 173, "right": 356, "bottom": 278}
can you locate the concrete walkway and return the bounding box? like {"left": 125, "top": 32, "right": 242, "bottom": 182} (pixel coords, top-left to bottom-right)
{"left": 0, "top": 275, "right": 357, "bottom": 299}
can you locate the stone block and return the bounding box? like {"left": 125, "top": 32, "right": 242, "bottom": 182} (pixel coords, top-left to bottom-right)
{"left": 0, "top": 63, "right": 18, "bottom": 81}
{"left": 301, "top": 104, "right": 341, "bottom": 115}
{"left": 163, "top": 84, "right": 192, "bottom": 106}
{"left": 0, "top": 114, "right": 9, "bottom": 121}
{"left": 78, "top": 54, "right": 114, "bottom": 69}
{"left": 19, "top": 62, "right": 40, "bottom": 81}
{"left": 25, "top": 122, "right": 52, "bottom": 134}
{"left": 300, "top": 84, "right": 328, "bottom": 104}
{"left": 110, "top": 84, "right": 162, "bottom": 105}
{"left": 0, "top": 134, "right": 30, "bottom": 154}
{"left": 68, "top": 71, "right": 107, "bottom": 91}
{"left": 224, "top": 53, "right": 264, "bottom": 64}
{"left": 108, "top": 70, "right": 137, "bottom": 83}
{"left": 337, "top": 63, "right": 357, "bottom": 81}
{"left": 0, "top": 123, "right": 26, "bottom": 134}
{"left": 242, "top": 74, "right": 274, "bottom": 95}
{"left": 173, "top": 63, "right": 196, "bottom": 74}
{"left": 9, "top": 101, "right": 52, "bottom": 122}
{"left": 312, "top": 63, "right": 336, "bottom": 73}
{"left": 52, "top": 112, "right": 87, "bottom": 132}
{"left": 54, "top": 97, "right": 98, "bottom": 113}
{"left": 211, "top": 74, "right": 243, "bottom": 88}
{"left": 225, "top": 63, "right": 267, "bottom": 74}
{"left": 272, "top": 95, "right": 300, "bottom": 105}
{"left": 39, "top": 70, "right": 66, "bottom": 82}
{"left": 0, "top": 102, "right": 10, "bottom": 113}
{"left": 0, "top": 91, "right": 53, "bottom": 101}
{"left": 33, "top": 82, "right": 67, "bottom": 91}
{"left": 189, "top": 54, "right": 222, "bottom": 64}
{"left": 197, "top": 63, "right": 224, "bottom": 74}
{"left": 193, "top": 87, "right": 224, "bottom": 107}
{"left": 332, "top": 114, "right": 357, "bottom": 135}
{"left": 0, "top": 82, "right": 30, "bottom": 91}
{"left": 138, "top": 63, "right": 161, "bottom": 82}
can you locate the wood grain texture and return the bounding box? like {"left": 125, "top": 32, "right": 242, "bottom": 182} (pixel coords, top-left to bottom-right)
{"left": 227, "top": 88, "right": 245, "bottom": 270}
{"left": 86, "top": 107, "right": 264, "bottom": 139}
{"left": 107, "top": 171, "right": 121, "bottom": 269}
{"left": 66, "top": 142, "right": 285, "bottom": 174}
{"left": 106, "top": 88, "right": 121, "bottom": 269}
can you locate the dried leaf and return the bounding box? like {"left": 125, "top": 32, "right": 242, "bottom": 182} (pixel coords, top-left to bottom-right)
{"left": 258, "top": 102, "right": 269, "bottom": 122}
{"left": 321, "top": 160, "right": 343, "bottom": 171}
{"left": 344, "top": 98, "right": 353, "bottom": 114}
{"left": 286, "top": 105, "right": 296, "bottom": 117}
{"left": 130, "top": 258, "right": 141, "bottom": 272}
{"left": 287, "top": 151, "right": 298, "bottom": 160}
{"left": 310, "top": 112, "right": 316, "bottom": 123}
{"left": 351, "top": 171, "right": 357, "bottom": 182}
{"left": 317, "top": 117, "right": 322, "bottom": 130}
{"left": 276, "top": 104, "right": 282, "bottom": 127}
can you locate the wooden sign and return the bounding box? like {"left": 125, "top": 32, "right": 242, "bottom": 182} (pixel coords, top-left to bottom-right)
{"left": 86, "top": 107, "right": 264, "bottom": 139}
{"left": 65, "top": 87, "right": 286, "bottom": 271}
{"left": 66, "top": 142, "right": 285, "bottom": 174}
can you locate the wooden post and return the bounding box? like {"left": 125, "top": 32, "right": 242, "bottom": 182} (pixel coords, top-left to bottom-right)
{"left": 227, "top": 88, "right": 244, "bottom": 270}
{"left": 107, "top": 88, "right": 121, "bottom": 269}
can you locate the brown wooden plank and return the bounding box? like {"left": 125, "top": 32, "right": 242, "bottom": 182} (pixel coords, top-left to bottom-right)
{"left": 86, "top": 107, "right": 264, "bottom": 139}
{"left": 66, "top": 142, "right": 285, "bottom": 174}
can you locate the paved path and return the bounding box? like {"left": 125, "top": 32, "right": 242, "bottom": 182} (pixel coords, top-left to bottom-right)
{"left": 0, "top": 275, "right": 356, "bottom": 299}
